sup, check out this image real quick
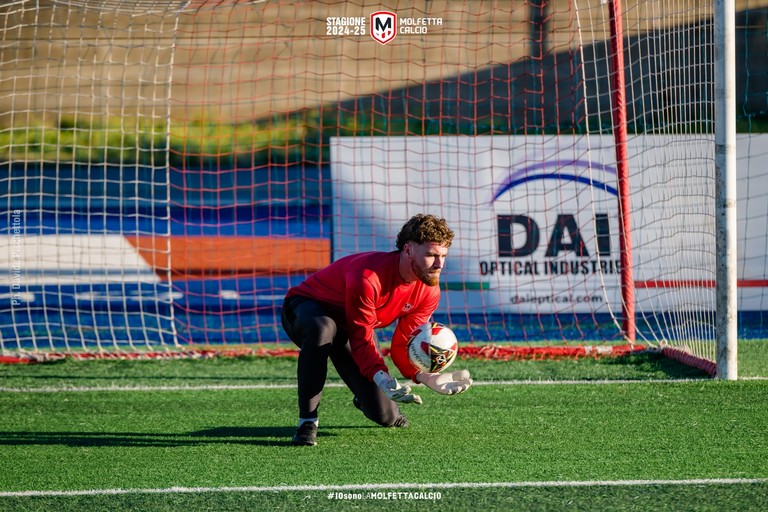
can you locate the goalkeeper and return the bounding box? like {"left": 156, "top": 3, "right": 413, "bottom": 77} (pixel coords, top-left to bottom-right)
{"left": 281, "top": 214, "right": 473, "bottom": 446}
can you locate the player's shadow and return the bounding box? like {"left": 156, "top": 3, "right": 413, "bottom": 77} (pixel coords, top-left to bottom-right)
{"left": 192, "top": 426, "right": 298, "bottom": 438}
{"left": 190, "top": 425, "right": 342, "bottom": 445}
{"left": 0, "top": 425, "right": 371, "bottom": 449}
{"left": 192, "top": 425, "right": 373, "bottom": 444}
{"left": 603, "top": 351, "right": 712, "bottom": 379}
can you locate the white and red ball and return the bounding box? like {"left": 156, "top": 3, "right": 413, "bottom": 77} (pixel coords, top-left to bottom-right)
{"left": 407, "top": 322, "right": 458, "bottom": 373}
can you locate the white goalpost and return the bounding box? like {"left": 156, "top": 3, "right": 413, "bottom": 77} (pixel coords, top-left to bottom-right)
{"left": 714, "top": 0, "right": 738, "bottom": 380}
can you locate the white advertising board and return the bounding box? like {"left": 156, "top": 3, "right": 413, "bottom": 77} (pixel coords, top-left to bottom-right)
{"left": 330, "top": 135, "right": 768, "bottom": 314}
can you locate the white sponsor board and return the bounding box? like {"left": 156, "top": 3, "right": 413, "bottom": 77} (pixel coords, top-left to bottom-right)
{"left": 330, "top": 135, "right": 768, "bottom": 314}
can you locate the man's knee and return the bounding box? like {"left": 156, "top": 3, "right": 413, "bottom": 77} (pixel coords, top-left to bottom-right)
{"left": 360, "top": 401, "right": 403, "bottom": 427}
{"left": 374, "top": 411, "right": 401, "bottom": 427}
{"left": 300, "top": 316, "right": 337, "bottom": 348}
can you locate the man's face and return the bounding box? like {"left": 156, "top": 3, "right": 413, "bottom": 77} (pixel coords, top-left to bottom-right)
{"left": 405, "top": 242, "right": 449, "bottom": 286}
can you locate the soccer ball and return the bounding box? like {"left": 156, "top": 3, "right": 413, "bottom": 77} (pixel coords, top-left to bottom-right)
{"left": 407, "top": 322, "right": 458, "bottom": 373}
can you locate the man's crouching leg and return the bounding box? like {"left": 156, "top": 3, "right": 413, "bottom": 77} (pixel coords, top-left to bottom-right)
{"left": 352, "top": 395, "right": 409, "bottom": 428}
{"left": 282, "top": 297, "right": 340, "bottom": 446}
{"left": 329, "top": 345, "right": 410, "bottom": 428}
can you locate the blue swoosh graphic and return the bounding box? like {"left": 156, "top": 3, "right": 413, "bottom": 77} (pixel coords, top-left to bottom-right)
{"left": 491, "top": 159, "right": 618, "bottom": 203}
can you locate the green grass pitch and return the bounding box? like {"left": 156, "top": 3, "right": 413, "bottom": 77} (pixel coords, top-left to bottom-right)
{"left": 0, "top": 346, "right": 767, "bottom": 511}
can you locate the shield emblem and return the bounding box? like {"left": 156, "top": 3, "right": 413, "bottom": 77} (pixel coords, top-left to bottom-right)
{"left": 370, "top": 11, "right": 397, "bottom": 45}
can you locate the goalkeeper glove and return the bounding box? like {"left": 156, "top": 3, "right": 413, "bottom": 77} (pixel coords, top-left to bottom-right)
{"left": 373, "top": 370, "right": 423, "bottom": 404}
{"left": 416, "top": 369, "right": 473, "bottom": 395}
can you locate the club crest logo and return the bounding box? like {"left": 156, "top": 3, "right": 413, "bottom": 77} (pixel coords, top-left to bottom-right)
{"left": 370, "top": 11, "right": 397, "bottom": 45}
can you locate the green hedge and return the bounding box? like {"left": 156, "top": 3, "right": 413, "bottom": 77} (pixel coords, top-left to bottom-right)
{"left": 1, "top": 111, "right": 765, "bottom": 167}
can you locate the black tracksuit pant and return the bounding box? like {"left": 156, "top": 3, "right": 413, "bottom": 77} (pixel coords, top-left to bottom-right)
{"left": 281, "top": 295, "right": 404, "bottom": 427}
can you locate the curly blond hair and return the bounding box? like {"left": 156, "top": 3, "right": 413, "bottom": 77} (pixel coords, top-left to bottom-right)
{"left": 395, "top": 214, "right": 454, "bottom": 251}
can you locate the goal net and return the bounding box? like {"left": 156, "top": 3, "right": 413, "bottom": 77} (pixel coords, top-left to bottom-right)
{"left": 1, "top": 0, "right": 766, "bottom": 374}
{"left": 1, "top": 0, "right": 179, "bottom": 353}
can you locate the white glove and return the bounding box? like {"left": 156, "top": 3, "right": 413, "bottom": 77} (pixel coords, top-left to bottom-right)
{"left": 416, "top": 369, "right": 473, "bottom": 395}
{"left": 373, "top": 370, "right": 423, "bottom": 404}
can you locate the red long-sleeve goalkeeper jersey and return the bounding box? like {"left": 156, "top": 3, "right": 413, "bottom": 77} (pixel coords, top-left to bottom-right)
{"left": 285, "top": 250, "right": 439, "bottom": 382}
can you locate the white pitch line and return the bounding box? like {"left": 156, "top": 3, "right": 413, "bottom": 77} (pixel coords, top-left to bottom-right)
{"left": 0, "top": 378, "right": 721, "bottom": 393}
{"left": 1, "top": 478, "right": 767, "bottom": 498}
{"left": 0, "top": 383, "right": 304, "bottom": 393}
{"left": 2, "top": 375, "right": 766, "bottom": 393}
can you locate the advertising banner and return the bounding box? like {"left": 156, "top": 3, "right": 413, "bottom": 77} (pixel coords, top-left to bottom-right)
{"left": 331, "top": 135, "right": 768, "bottom": 314}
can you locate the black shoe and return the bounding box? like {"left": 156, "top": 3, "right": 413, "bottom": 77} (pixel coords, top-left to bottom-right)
{"left": 354, "top": 396, "right": 409, "bottom": 428}
{"left": 291, "top": 421, "right": 317, "bottom": 446}
{"left": 392, "top": 415, "right": 410, "bottom": 428}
